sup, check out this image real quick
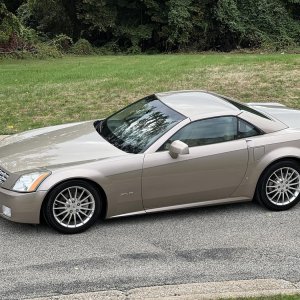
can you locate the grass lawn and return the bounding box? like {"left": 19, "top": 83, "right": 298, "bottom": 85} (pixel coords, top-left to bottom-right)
{"left": 222, "top": 295, "right": 300, "bottom": 300}
{"left": 0, "top": 53, "right": 299, "bottom": 134}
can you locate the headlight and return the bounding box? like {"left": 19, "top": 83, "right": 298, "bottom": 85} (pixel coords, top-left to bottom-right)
{"left": 13, "top": 171, "right": 51, "bottom": 192}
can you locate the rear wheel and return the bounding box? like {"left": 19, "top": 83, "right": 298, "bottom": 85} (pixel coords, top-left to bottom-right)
{"left": 44, "top": 180, "right": 101, "bottom": 234}
{"left": 257, "top": 160, "right": 300, "bottom": 211}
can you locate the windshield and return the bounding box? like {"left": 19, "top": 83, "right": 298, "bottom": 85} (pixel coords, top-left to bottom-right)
{"left": 99, "top": 95, "right": 185, "bottom": 153}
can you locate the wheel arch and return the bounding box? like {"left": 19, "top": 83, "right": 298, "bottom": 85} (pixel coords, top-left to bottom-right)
{"left": 234, "top": 151, "right": 300, "bottom": 201}
{"left": 256, "top": 156, "right": 300, "bottom": 189}
{"left": 254, "top": 156, "right": 300, "bottom": 197}
{"left": 40, "top": 177, "right": 108, "bottom": 223}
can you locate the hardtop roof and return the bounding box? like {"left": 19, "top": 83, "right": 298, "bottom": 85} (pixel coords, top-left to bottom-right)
{"left": 155, "top": 90, "right": 239, "bottom": 118}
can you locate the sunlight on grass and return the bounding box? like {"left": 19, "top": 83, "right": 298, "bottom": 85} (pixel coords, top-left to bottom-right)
{"left": 0, "top": 54, "right": 299, "bottom": 134}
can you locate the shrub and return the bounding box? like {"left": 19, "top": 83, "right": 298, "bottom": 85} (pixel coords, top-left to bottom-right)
{"left": 71, "top": 38, "right": 94, "bottom": 55}
{"left": 126, "top": 45, "right": 141, "bottom": 54}
{"left": 0, "top": 3, "right": 22, "bottom": 51}
{"left": 52, "top": 34, "right": 73, "bottom": 52}
{"left": 96, "top": 41, "right": 121, "bottom": 54}
{"left": 34, "top": 43, "right": 62, "bottom": 59}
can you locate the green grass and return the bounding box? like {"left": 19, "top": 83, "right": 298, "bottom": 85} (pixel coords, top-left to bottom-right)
{"left": 221, "top": 295, "right": 300, "bottom": 300}
{"left": 0, "top": 54, "right": 299, "bottom": 134}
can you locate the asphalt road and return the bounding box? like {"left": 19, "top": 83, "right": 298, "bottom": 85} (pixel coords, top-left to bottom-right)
{"left": 0, "top": 201, "right": 299, "bottom": 300}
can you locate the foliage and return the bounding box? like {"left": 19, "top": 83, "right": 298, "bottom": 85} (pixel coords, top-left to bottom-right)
{"left": 211, "top": 0, "right": 300, "bottom": 50}
{"left": 23, "top": 0, "right": 74, "bottom": 38}
{"left": 71, "top": 38, "right": 94, "bottom": 55}
{"left": 0, "top": 3, "right": 22, "bottom": 47}
{"left": 51, "top": 34, "right": 73, "bottom": 52}
{"left": 1, "top": 0, "right": 300, "bottom": 55}
{"left": 166, "top": 0, "right": 193, "bottom": 48}
{"left": 96, "top": 41, "right": 120, "bottom": 54}
{"left": 3, "top": 0, "right": 24, "bottom": 13}
{"left": 34, "top": 42, "right": 62, "bottom": 58}
{"left": 77, "top": 0, "right": 117, "bottom": 35}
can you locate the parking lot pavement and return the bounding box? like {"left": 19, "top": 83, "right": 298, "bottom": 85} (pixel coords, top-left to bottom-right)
{"left": 0, "top": 201, "right": 299, "bottom": 299}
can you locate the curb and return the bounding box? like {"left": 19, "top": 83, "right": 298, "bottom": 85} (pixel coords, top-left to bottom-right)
{"left": 29, "top": 279, "right": 300, "bottom": 300}
{"left": 0, "top": 135, "right": 9, "bottom": 141}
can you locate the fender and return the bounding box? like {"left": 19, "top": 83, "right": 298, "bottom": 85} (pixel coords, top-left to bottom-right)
{"left": 38, "top": 155, "right": 145, "bottom": 219}
{"left": 233, "top": 144, "right": 300, "bottom": 199}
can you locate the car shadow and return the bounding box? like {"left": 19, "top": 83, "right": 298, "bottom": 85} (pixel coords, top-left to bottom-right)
{"left": 0, "top": 200, "right": 286, "bottom": 235}
{"left": 101, "top": 200, "right": 263, "bottom": 227}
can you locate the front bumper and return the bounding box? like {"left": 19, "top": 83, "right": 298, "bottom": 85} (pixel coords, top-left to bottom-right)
{"left": 0, "top": 187, "right": 47, "bottom": 224}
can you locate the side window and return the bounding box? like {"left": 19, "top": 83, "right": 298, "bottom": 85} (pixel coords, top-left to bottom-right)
{"left": 159, "top": 116, "right": 238, "bottom": 151}
{"left": 238, "top": 118, "right": 261, "bottom": 139}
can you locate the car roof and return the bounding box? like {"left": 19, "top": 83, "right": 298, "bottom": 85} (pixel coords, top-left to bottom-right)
{"left": 155, "top": 90, "right": 288, "bottom": 134}
{"left": 155, "top": 90, "right": 239, "bottom": 118}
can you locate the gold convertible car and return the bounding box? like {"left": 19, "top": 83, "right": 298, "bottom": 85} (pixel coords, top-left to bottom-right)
{"left": 0, "top": 91, "right": 300, "bottom": 233}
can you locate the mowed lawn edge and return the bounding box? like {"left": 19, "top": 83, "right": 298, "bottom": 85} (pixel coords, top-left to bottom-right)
{"left": 0, "top": 54, "right": 299, "bottom": 134}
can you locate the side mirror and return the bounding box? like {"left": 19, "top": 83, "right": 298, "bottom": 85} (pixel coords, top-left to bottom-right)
{"left": 169, "top": 140, "right": 189, "bottom": 159}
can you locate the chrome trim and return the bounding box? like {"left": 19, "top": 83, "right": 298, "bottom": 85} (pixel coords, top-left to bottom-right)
{"left": 109, "top": 197, "right": 250, "bottom": 219}
{"left": 247, "top": 102, "right": 286, "bottom": 108}
{"left": 0, "top": 168, "right": 9, "bottom": 185}
{"left": 109, "top": 210, "right": 147, "bottom": 219}
{"left": 145, "top": 197, "right": 250, "bottom": 213}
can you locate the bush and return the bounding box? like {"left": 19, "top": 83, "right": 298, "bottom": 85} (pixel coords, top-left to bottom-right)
{"left": 51, "top": 34, "right": 73, "bottom": 52}
{"left": 71, "top": 38, "right": 94, "bottom": 55}
{"left": 34, "top": 43, "right": 62, "bottom": 59}
{"left": 126, "top": 45, "right": 141, "bottom": 54}
{"left": 0, "top": 3, "right": 22, "bottom": 51}
{"left": 96, "top": 41, "right": 121, "bottom": 54}
{"left": 21, "top": 27, "right": 40, "bottom": 44}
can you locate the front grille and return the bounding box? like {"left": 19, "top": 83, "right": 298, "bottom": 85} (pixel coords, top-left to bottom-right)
{"left": 0, "top": 168, "right": 9, "bottom": 184}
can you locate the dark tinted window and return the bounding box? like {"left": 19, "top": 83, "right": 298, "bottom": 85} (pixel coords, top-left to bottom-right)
{"left": 159, "top": 116, "right": 238, "bottom": 151}
{"left": 99, "top": 95, "right": 185, "bottom": 153}
{"left": 238, "top": 118, "right": 261, "bottom": 138}
{"left": 222, "top": 98, "right": 271, "bottom": 120}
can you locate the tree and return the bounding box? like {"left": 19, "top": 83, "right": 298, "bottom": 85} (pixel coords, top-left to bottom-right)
{"left": 0, "top": 2, "right": 22, "bottom": 51}
{"left": 1, "top": 0, "right": 300, "bottom": 53}
{"left": 210, "top": 0, "right": 300, "bottom": 50}
{"left": 3, "top": 0, "right": 24, "bottom": 13}
{"left": 18, "top": 0, "right": 77, "bottom": 39}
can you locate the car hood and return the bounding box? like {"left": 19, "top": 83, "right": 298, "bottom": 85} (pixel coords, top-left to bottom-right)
{"left": 0, "top": 121, "right": 127, "bottom": 173}
{"left": 247, "top": 104, "right": 300, "bottom": 129}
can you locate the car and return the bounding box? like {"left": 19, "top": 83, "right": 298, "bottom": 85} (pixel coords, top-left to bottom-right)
{"left": 1, "top": 90, "right": 300, "bottom": 234}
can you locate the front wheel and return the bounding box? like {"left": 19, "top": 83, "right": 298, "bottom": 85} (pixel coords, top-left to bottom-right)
{"left": 257, "top": 160, "right": 300, "bottom": 211}
{"left": 43, "top": 180, "right": 101, "bottom": 234}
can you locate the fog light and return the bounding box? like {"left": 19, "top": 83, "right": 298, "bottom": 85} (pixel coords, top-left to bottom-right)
{"left": 2, "top": 205, "right": 11, "bottom": 218}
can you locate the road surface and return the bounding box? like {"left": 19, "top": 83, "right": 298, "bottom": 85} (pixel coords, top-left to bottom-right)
{"left": 0, "top": 201, "right": 299, "bottom": 299}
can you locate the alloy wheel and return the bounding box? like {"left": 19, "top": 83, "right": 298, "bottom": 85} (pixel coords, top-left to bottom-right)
{"left": 266, "top": 167, "right": 300, "bottom": 206}
{"left": 52, "top": 186, "right": 96, "bottom": 228}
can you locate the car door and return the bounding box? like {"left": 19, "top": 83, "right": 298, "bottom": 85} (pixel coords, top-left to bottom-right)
{"left": 142, "top": 116, "right": 249, "bottom": 210}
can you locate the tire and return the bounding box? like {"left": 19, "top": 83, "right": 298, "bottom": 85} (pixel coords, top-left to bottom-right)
{"left": 257, "top": 160, "right": 300, "bottom": 211}
{"left": 43, "top": 180, "right": 101, "bottom": 234}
